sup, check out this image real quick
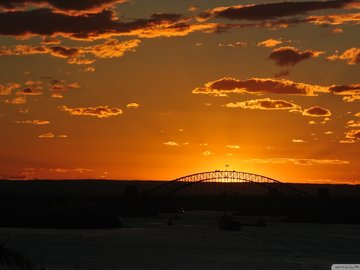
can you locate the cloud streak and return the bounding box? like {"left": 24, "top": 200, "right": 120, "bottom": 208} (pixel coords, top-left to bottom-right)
{"left": 198, "top": 0, "right": 357, "bottom": 21}
{"left": 59, "top": 105, "right": 123, "bottom": 118}
{"left": 0, "top": 39, "right": 141, "bottom": 64}
{"left": 193, "top": 77, "right": 328, "bottom": 96}
{"left": 244, "top": 158, "right": 349, "bottom": 165}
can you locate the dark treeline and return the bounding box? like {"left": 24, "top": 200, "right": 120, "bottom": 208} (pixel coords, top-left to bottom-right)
{"left": 0, "top": 180, "right": 360, "bottom": 228}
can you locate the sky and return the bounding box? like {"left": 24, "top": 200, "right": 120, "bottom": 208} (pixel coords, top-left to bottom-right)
{"left": 0, "top": 0, "right": 359, "bottom": 183}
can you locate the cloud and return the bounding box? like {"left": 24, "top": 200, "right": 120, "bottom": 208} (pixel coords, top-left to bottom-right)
{"left": 257, "top": 38, "right": 282, "bottom": 47}
{"left": 38, "top": 132, "right": 54, "bottom": 138}
{"left": 126, "top": 102, "right": 140, "bottom": 109}
{"left": 307, "top": 13, "right": 360, "bottom": 25}
{"left": 226, "top": 145, "right": 240, "bottom": 149}
{"left": 48, "top": 168, "right": 93, "bottom": 173}
{"left": 0, "top": 0, "right": 126, "bottom": 15}
{"left": 219, "top": 41, "right": 247, "bottom": 48}
{"left": 330, "top": 27, "right": 344, "bottom": 34}
{"left": 163, "top": 141, "right": 179, "bottom": 146}
{"left": 10, "top": 96, "right": 26, "bottom": 104}
{"left": 13, "top": 120, "right": 50, "bottom": 125}
{"left": 329, "top": 83, "right": 360, "bottom": 102}
{"left": 59, "top": 105, "right": 123, "bottom": 118}
{"left": 347, "top": 120, "right": 360, "bottom": 128}
{"left": 193, "top": 77, "right": 328, "bottom": 97}
{"left": 269, "top": 46, "right": 324, "bottom": 67}
{"left": 243, "top": 158, "right": 349, "bottom": 165}
{"left": 0, "top": 9, "right": 218, "bottom": 40}
{"left": 188, "top": 6, "right": 199, "bottom": 12}
{"left": 80, "top": 66, "right": 95, "bottom": 72}
{"left": 343, "top": 129, "right": 360, "bottom": 143}
{"left": 292, "top": 139, "right": 306, "bottom": 143}
{"left": 58, "top": 134, "right": 67, "bottom": 138}
{"left": 198, "top": 0, "right": 356, "bottom": 21}
{"left": 355, "top": 112, "right": 360, "bottom": 117}
{"left": 302, "top": 106, "right": 332, "bottom": 117}
{"left": 224, "top": 98, "right": 301, "bottom": 111}
{"left": 0, "top": 39, "right": 141, "bottom": 64}
{"left": 0, "top": 82, "right": 21, "bottom": 95}
{"left": 47, "top": 79, "right": 80, "bottom": 92}
{"left": 17, "top": 88, "right": 42, "bottom": 95}
{"left": 202, "top": 151, "right": 212, "bottom": 156}
{"left": 327, "top": 48, "right": 360, "bottom": 65}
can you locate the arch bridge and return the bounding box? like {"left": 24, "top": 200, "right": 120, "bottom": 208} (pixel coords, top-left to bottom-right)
{"left": 145, "top": 170, "right": 311, "bottom": 198}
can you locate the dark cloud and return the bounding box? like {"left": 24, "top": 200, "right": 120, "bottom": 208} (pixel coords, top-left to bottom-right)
{"left": 199, "top": 0, "right": 356, "bottom": 21}
{"left": 193, "top": 77, "right": 328, "bottom": 96}
{"left": 329, "top": 83, "right": 360, "bottom": 94}
{"left": 302, "top": 106, "right": 331, "bottom": 117}
{"left": 18, "top": 87, "right": 42, "bottom": 95}
{"left": 0, "top": 8, "right": 216, "bottom": 40}
{"left": 0, "top": 0, "right": 125, "bottom": 15}
{"left": 329, "top": 83, "right": 360, "bottom": 102}
{"left": 269, "top": 46, "right": 323, "bottom": 67}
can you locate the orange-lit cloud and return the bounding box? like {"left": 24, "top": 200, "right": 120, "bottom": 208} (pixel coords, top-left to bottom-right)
{"left": 48, "top": 168, "right": 94, "bottom": 173}
{"left": 38, "top": 132, "right": 54, "bottom": 138}
{"left": 244, "top": 158, "right": 349, "bottom": 165}
{"left": 0, "top": 39, "right": 141, "bottom": 64}
{"left": 307, "top": 13, "right": 360, "bottom": 25}
{"left": 202, "top": 151, "right": 212, "bottom": 156}
{"left": 292, "top": 139, "right": 306, "bottom": 143}
{"left": 330, "top": 28, "right": 344, "bottom": 34}
{"left": 327, "top": 48, "right": 360, "bottom": 65}
{"left": 257, "top": 38, "right": 282, "bottom": 47}
{"left": 10, "top": 96, "right": 26, "bottom": 104}
{"left": 226, "top": 145, "right": 240, "bottom": 149}
{"left": 59, "top": 105, "right": 123, "bottom": 118}
{"left": 193, "top": 77, "right": 328, "bottom": 96}
{"left": 126, "top": 103, "right": 140, "bottom": 109}
{"left": 224, "top": 98, "right": 301, "bottom": 111}
{"left": 219, "top": 41, "right": 247, "bottom": 48}
{"left": 269, "top": 46, "right": 324, "bottom": 67}
{"left": 164, "top": 141, "right": 179, "bottom": 146}
{"left": 80, "top": 66, "right": 95, "bottom": 72}
{"left": 14, "top": 120, "right": 50, "bottom": 125}
{"left": 347, "top": 120, "right": 360, "bottom": 128}
{"left": 302, "top": 106, "right": 332, "bottom": 117}
{"left": 0, "top": 82, "right": 21, "bottom": 95}
{"left": 329, "top": 83, "right": 360, "bottom": 102}
{"left": 340, "top": 129, "right": 360, "bottom": 143}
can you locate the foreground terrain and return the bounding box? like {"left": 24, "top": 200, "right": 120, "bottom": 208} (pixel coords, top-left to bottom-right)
{"left": 1, "top": 211, "right": 359, "bottom": 270}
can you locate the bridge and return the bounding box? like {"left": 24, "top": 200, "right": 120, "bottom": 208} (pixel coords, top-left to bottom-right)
{"left": 144, "top": 170, "right": 311, "bottom": 197}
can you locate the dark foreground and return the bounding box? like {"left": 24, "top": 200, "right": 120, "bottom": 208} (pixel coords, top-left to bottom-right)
{"left": 1, "top": 211, "right": 360, "bottom": 270}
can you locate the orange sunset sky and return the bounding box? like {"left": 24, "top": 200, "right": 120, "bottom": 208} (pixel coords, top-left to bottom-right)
{"left": 0, "top": 0, "right": 359, "bottom": 183}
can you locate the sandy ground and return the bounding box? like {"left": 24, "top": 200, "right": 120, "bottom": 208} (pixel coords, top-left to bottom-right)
{"left": 1, "top": 211, "right": 359, "bottom": 270}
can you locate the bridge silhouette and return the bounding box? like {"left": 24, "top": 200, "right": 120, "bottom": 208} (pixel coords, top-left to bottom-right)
{"left": 145, "top": 170, "right": 311, "bottom": 198}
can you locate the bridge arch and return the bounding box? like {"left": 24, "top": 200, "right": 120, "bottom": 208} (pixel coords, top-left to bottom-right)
{"left": 145, "top": 170, "right": 311, "bottom": 197}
